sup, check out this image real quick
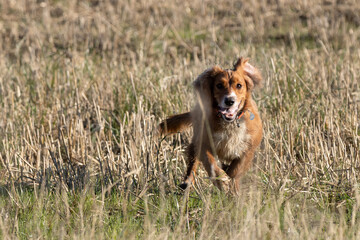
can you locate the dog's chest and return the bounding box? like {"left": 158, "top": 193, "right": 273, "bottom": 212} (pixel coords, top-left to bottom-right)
{"left": 212, "top": 122, "right": 250, "bottom": 164}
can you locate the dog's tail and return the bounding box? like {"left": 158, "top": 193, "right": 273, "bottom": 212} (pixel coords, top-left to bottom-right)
{"left": 159, "top": 112, "right": 192, "bottom": 135}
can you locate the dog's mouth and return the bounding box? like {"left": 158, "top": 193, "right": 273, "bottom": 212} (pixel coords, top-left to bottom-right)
{"left": 217, "top": 102, "right": 241, "bottom": 122}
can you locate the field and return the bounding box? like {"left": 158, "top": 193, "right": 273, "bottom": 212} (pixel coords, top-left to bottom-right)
{"left": 0, "top": 0, "right": 359, "bottom": 239}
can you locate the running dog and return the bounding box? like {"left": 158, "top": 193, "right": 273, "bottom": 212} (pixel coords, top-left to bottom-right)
{"left": 159, "top": 58, "right": 263, "bottom": 194}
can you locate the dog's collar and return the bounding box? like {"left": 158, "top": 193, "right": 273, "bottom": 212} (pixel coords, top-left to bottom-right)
{"left": 236, "top": 110, "right": 245, "bottom": 120}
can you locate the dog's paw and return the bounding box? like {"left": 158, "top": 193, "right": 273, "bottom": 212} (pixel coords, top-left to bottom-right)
{"left": 179, "top": 182, "right": 189, "bottom": 190}
{"left": 220, "top": 176, "right": 231, "bottom": 193}
{"left": 211, "top": 173, "right": 231, "bottom": 192}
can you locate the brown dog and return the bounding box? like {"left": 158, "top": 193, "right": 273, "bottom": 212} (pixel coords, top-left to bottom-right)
{"left": 159, "top": 58, "right": 263, "bottom": 194}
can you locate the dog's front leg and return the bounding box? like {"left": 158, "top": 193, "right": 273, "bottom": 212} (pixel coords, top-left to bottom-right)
{"left": 200, "top": 150, "right": 231, "bottom": 192}
{"left": 180, "top": 143, "right": 199, "bottom": 189}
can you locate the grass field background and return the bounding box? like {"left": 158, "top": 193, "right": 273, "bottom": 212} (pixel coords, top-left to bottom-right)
{"left": 0, "top": 0, "right": 359, "bottom": 239}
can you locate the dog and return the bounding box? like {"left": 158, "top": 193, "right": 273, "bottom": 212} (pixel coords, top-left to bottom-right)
{"left": 159, "top": 58, "right": 263, "bottom": 194}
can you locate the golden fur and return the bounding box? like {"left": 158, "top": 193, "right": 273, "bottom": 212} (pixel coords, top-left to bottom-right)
{"left": 159, "top": 58, "right": 263, "bottom": 194}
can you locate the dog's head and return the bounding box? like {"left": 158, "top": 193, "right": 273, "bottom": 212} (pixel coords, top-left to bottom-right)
{"left": 194, "top": 58, "right": 262, "bottom": 122}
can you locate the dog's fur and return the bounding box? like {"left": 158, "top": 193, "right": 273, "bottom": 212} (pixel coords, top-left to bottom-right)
{"left": 159, "top": 58, "right": 263, "bottom": 194}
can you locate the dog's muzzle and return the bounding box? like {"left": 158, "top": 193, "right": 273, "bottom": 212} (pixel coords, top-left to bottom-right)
{"left": 217, "top": 101, "right": 242, "bottom": 122}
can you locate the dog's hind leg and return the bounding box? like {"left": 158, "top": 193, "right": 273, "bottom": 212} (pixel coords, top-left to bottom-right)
{"left": 179, "top": 143, "right": 199, "bottom": 190}
{"left": 225, "top": 148, "right": 256, "bottom": 194}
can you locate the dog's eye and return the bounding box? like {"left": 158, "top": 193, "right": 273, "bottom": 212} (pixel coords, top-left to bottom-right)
{"left": 236, "top": 84, "right": 242, "bottom": 89}
{"left": 216, "top": 83, "right": 223, "bottom": 89}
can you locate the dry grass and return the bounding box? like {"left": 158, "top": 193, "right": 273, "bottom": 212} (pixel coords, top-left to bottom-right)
{"left": 0, "top": 0, "right": 359, "bottom": 239}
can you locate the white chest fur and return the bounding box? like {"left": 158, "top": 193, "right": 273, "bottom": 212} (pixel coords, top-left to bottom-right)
{"left": 212, "top": 121, "right": 250, "bottom": 165}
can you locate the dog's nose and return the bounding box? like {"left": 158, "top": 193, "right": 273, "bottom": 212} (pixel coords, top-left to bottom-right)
{"left": 224, "top": 97, "right": 235, "bottom": 106}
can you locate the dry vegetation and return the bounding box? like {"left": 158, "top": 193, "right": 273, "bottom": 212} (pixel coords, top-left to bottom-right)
{"left": 0, "top": 0, "right": 359, "bottom": 239}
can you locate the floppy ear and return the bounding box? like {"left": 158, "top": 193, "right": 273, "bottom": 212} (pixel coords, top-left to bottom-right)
{"left": 193, "top": 66, "right": 223, "bottom": 107}
{"left": 234, "top": 58, "right": 262, "bottom": 90}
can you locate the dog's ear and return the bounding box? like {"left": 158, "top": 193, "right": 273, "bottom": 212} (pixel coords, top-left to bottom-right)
{"left": 193, "top": 66, "right": 223, "bottom": 104}
{"left": 234, "top": 58, "right": 262, "bottom": 90}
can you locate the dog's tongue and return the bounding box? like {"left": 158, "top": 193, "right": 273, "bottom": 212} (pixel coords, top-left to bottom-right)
{"left": 218, "top": 107, "right": 236, "bottom": 117}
